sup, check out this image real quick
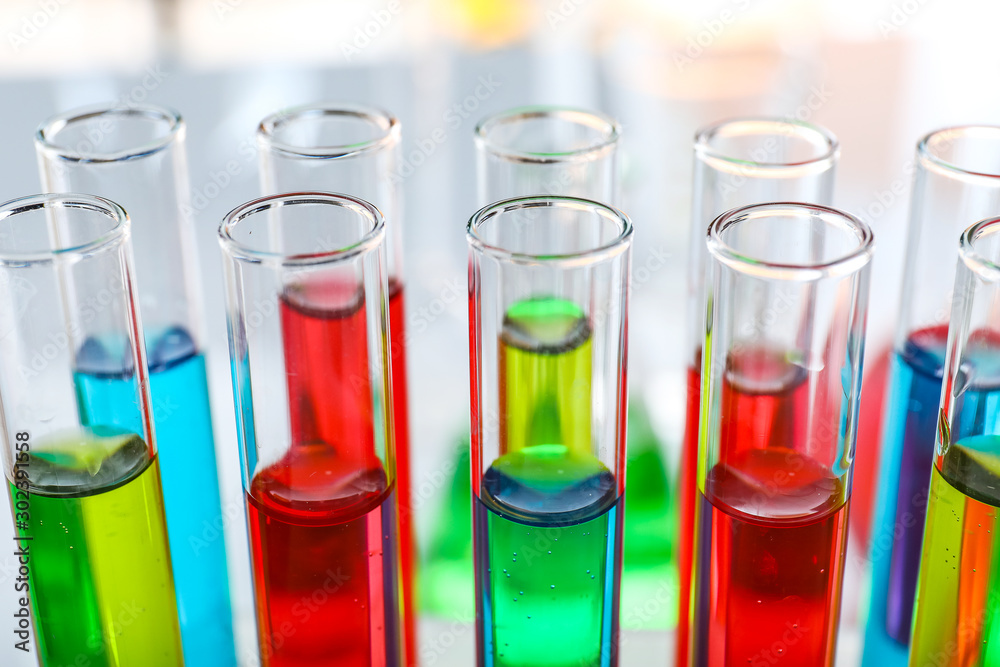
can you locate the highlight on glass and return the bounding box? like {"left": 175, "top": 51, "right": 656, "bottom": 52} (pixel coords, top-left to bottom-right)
{"left": 0, "top": 194, "right": 182, "bottom": 666}
{"left": 34, "top": 103, "right": 234, "bottom": 665}
{"left": 256, "top": 103, "right": 416, "bottom": 659}
{"left": 862, "top": 126, "right": 1000, "bottom": 667}
{"left": 467, "top": 196, "right": 633, "bottom": 666}
{"left": 678, "top": 117, "right": 838, "bottom": 664}
{"left": 218, "top": 192, "right": 401, "bottom": 666}
{"left": 692, "top": 202, "right": 873, "bottom": 666}
{"left": 474, "top": 106, "right": 621, "bottom": 205}
{"left": 909, "top": 215, "right": 1000, "bottom": 663}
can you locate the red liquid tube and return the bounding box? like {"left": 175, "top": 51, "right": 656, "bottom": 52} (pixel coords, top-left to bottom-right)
{"left": 678, "top": 118, "right": 839, "bottom": 665}
{"left": 256, "top": 105, "right": 416, "bottom": 665}
{"left": 690, "top": 202, "right": 873, "bottom": 667}
{"left": 219, "top": 193, "right": 402, "bottom": 667}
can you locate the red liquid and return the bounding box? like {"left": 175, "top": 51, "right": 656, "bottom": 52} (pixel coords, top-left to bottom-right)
{"left": 388, "top": 283, "right": 417, "bottom": 666}
{"left": 677, "top": 362, "right": 700, "bottom": 667}
{"left": 694, "top": 450, "right": 848, "bottom": 667}
{"left": 245, "top": 280, "right": 403, "bottom": 665}
{"left": 847, "top": 345, "right": 891, "bottom": 551}
{"left": 248, "top": 444, "right": 400, "bottom": 667}
{"left": 691, "top": 346, "right": 848, "bottom": 667}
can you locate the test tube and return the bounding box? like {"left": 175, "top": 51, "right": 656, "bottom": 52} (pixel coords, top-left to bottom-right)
{"left": 474, "top": 106, "right": 621, "bottom": 204}
{"left": 909, "top": 215, "right": 1000, "bottom": 663}
{"left": 678, "top": 118, "right": 838, "bottom": 664}
{"left": 0, "top": 193, "right": 182, "bottom": 665}
{"left": 468, "top": 196, "right": 633, "bottom": 666}
{"left": 692, "top": 202, "right": 873, "bottom": 666}
{"left": 862, "top": 126, "right": 1000, "bottom": 666}
{"left": 255, "top": 104, "right": 416, "bottom": 660}
{"left": 34, "top": 104, "right": 234, "bottom": 665}
{"left": 218, "top": 192, "right": 401, "bottom": 666}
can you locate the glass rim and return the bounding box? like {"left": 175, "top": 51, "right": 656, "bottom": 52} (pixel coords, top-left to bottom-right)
{"left": 917, "top": 125, "right": 1000, "bottom": 181}
{"left": 474, "top": 106, "right": 621, "bottom": 164}
{"left": 707, "top": 202, "right": 874, "bottom": 281}
{"left": 256, "top": 102, "right": 400, "bottom": 159}
{"left": 467, "top": 195, "right": 633, "bottom": 266}
{"left": 960, "top": 216, "right": 1000, "bottom": 282}
{"left": 694, "top": 117, "right": 839, "bottom": 172}
{"left": 218, "top": 191, "right": 385, "bottom": 266}
{"left": 0, "top": 193, "right": 130, "bottom": 264}
{"left": 35, "top": 103, "right": 183, "bottom": 164}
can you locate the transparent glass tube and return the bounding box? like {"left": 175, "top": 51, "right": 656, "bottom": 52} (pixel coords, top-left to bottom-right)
{"left": 256, "top": 104, "right": 416, "bottom": 660}
{"left": 34, "top": 104, "right": 234, "bottom": 666}
{"left": 910, "top": 215, "right": 1000, "bottom": 663}
{"left": 474, "top": 106, "right": 622, "bottom": 205}
{"left": 0, "top": 193, "right": 182, "bottom": 666}
{"left": 692, "top": 202, "right": 873, "bottom": 666}
{"left": 218, "top": 192, "right": 401, "bottom": 666}
{"left": 863, "top": 126, "right": 1000, "bottom": 666}
{"left": 468, "top": 196, "right": 632, "bottom": 666}
{"left": 678, "top": 118, "right": 838, "bottom": 663}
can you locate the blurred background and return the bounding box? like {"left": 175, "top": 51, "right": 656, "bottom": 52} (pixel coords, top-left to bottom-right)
{"left": 0, "top": 0, "right": 997, "bottom": 664}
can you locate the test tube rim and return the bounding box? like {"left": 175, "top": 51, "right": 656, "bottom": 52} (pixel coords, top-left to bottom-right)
{"left": 256, "top": 102, "right": 400, "bottom": 160}
{"left": 917, "top": 125, "right": 1000, "bottom": 182}
{"left": 694, "top": 116, "right": 839, "bottom": 176}
{"left": 467, "top": 195, "right": 633, "bottom": 266}
{"left": 35, "top": 103, "right": 183, "bottom": 164}
{"left": 474, "top": 106, "right": 621, "bottom": 165}
{"left": 218, "top": 191, "right": 386, "bottom": 267}
{"left": 706, "top": 201, "right": 873, "bottom": 282}
{"left": 959, "top": 216, "right": 1000, "bottom": 283}
{"left": 0, "top": 193, "right": 130, "bottom": 265}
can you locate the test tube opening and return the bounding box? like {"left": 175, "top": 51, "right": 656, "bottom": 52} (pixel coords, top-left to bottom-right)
{"left": 0, "top": 193, "right": 128, "bottom": 260}
{"left": 918, "top": 125, "right": 1000, "bottom": 180}
{"left": 257, "top": 103, "right": 399, "bottom": 160}
{"left": 474, "top": 107, "right": 621, "bottom": 164}
{"left": 695, "top": 117, "right": 839, "bottom": 176}
{"left": 35, "top": 104, "right": 182, "bottom": 163}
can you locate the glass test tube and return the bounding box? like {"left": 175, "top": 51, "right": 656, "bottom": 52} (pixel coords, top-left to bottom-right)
{"left": 0, "top": 194, "right": 181, "bottom": 666}
{"left": 909, "top": 215, "right": 1000, "bottom": 664}
{"left": 862, "top": 127, "right": 1000, "bottom": 666}
{"left": 468, "top": 196, "right": 633, "bottom": 666}
{"left": 219, "top": 192, "right": 401, "bottom": 667}
{"left": 692, "top": 203, "right": 873, "bottom": 666}
{"left": 679, "top": 118, "right": 838, "bottom": 665}
{"left": 34, "top": 104, "right": 234, "bottom": 665}
{"left": 256, "top": 104, "right": 416, "bottom": 662}
{"left": 474, "top": 106, "right": 621, "bottom": 205}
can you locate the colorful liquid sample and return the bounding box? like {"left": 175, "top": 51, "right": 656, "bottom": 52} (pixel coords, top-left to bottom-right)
{"left": 677, "top": 359, "right": 701, "bottom": 665}
{"left": 75, "top": 327, "right": 235, "bottom": 666}
{"left": 850, "top": 346, "right": 892, "bottom": 551}
{"left": 619, "top": 402, "right": 676, "bottom": 630}
{"left": 248, "top": 445, "right": 400, "bottom": 667}
{"left": 245, "top": 280, "right": 401, "bottom": 665}
{"left": 863, "top": 326, "right": 947, "bottom": 665}
{"left": 691, "top": 346, "right": 848, "bottom": 666}
{"left": 475, "top": 296, "right": 622, "bottom": 666}
{"left": 910, "top": 441, "right": 1000, "bottom": 666}
{"left": 9, "top": 428, "right": 182, "bottom": 666}
{"left": 389, "top": 280, "right": 418, "bottom": 664}
{"left": 693, "top": 450, "right": 848, "bottom": 666}
{"left": 475, "top": 453, "right": 622, "bottom": 667}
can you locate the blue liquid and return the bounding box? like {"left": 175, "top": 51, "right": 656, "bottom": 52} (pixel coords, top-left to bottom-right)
{"left": 75, "top": 327, "right": 236, "bottom": 666}
{"left": 474, "top": 453, "right": 621, "bottom": 667}
{"left": 862, "top": 328, "right": 946, "bottom": 666}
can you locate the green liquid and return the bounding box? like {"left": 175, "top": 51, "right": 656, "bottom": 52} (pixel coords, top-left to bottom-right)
{"left": 910, "top": 437, "right": 1000, "bottom": 666}
{"left": 9, "top": 428, "right": 182, "bottom": 666}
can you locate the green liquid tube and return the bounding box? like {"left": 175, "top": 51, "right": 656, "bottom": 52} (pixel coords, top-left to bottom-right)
{"left": 9, "top": 428, "right": 182, "bottom": 666}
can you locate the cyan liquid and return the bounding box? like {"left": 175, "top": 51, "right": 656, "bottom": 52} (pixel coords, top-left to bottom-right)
{"left": 75, "top": 327, "right": 235, "bottom": 666}
{"left": 862, "top": 328, "right": 946, "bottom": 666}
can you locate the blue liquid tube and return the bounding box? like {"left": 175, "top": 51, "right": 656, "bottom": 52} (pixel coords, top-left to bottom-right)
{"left": 862, "top": 127, "right": 1000, "bottom": 665}
{"left": 36, "top": 105, "right": 236, "bottom": 665}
